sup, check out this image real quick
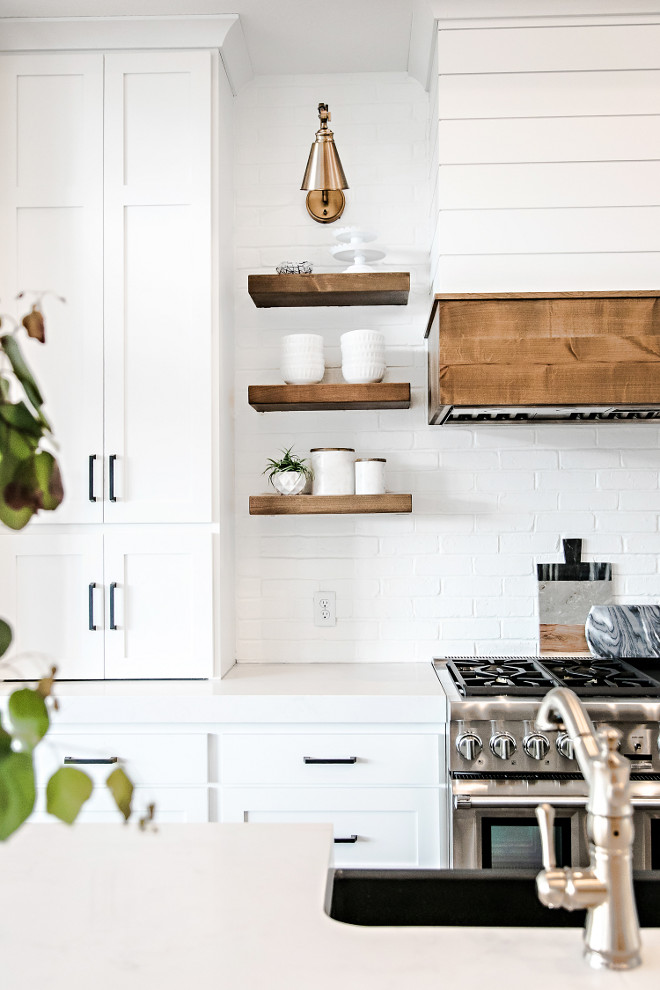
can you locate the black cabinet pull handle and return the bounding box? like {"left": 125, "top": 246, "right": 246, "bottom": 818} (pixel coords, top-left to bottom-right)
{"left": 88, "top": 582, "right": 97, "bottom": 631}
{"left": 334, "top": 835, "right": 359, "bottom": 844}
{"left": 110, "top": 582, "right": 117, "bottom": 630}
{"left": 109, "top": 454, "right": 117, "bottom": 502}
{"left": 64, "top": 756, "right": 118, "bottom": 765}
{"left": 88, "top": 454, "right": 97, "bottom": 502}
{"left": 303, "top": 757, "right": 357, "bottom": 765}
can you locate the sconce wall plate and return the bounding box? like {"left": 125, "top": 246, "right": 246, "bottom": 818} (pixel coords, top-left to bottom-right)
{"left": 305, "top": 189, "right": 345, "bottom": 224}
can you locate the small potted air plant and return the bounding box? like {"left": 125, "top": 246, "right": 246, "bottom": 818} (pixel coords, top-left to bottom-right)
{"left": 263, "top": 446, "right": 313, "bottom": 495}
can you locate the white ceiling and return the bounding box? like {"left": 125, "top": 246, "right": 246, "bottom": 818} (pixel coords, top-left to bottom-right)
{"left": 0, "top": 0, "right": 421, "bottom": 76}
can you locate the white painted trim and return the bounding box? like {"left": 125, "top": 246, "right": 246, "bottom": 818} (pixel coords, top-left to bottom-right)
{"left": 0, "top": 14, "right": 253, "bottom": 91}
{"left": 429, "top": 0, "right": 660, "bottom": 23}
{"left": 436, "top": 14, "right": 660, "bottom": 30}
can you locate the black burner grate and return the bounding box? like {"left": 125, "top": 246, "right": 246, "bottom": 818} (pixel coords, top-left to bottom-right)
{"left": 445, "top": 656, "right": 660, "bottom": 699}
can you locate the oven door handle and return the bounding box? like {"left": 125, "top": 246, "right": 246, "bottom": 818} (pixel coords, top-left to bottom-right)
{"left": 453, "top": 794, "right": 660, "bottom": 810}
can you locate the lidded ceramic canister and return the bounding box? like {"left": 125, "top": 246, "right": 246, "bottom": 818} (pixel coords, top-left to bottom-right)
{"left": 355, "top": 458, "right": 386, "bottom": 495}
{"left": 310, "top": 448, "right": 355, "bottom": 495}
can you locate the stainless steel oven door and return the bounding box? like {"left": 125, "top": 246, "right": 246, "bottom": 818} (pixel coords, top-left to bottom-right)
{"left": 451, "top": 779, "right": 660, "bottom": 869}
{"left": 452, "top": 778, "right": 589, "bottom": 870}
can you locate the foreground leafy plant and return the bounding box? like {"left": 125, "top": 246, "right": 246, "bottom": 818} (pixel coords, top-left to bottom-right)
{"left": 0, "top": 290, "right": 65, "bottom": 532}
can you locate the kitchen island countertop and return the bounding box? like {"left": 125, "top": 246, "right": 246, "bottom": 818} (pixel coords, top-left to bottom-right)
{"left": 2, "top": 822, "right": 659, "bottom": 990}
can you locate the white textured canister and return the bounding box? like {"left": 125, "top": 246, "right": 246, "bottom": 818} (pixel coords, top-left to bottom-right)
{"left": 355, "top": 458, "right": 386, "bottom": 495}
{"left": 310, "top": 448, "right": 355, "bottom": 495}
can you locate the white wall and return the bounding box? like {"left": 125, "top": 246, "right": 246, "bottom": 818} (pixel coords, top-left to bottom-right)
{"left": 233, "top": 18, "right": 660, "bottom": 664}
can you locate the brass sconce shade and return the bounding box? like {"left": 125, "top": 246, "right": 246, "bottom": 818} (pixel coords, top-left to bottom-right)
{"left": 301, "top": 103, "right": 348, "bottom": 224}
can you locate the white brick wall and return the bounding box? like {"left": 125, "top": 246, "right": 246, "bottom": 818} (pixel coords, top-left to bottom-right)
{"left": 233, "top": 28, "right": 660, "bottom": 663}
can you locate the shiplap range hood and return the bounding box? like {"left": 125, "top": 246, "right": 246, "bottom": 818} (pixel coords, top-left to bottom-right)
{"left": 425, "top": 291, "right": 660, "bottom": 425}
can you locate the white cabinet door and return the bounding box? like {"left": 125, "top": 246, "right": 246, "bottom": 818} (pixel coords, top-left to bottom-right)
{"left": 0, "top": 54, "right": 104, "bottom": 525}
{"left": 0, "top": 532, "right": 104, "bottom": 679}
{"left": 103, "top": 52, "right": 213, "bottom": 524}
{"left": 103, "top": 528, "right": 212, "bottom": 678}
{"left": 220, "top": 786, "right": 443, "bottom": 868}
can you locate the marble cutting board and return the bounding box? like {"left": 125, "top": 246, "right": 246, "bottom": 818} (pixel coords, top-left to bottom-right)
{"left": 537, "top": 538, "right": 613, "bottom": 655}
{"left": 585, "top": 604, "right": 660, "bottom": 658}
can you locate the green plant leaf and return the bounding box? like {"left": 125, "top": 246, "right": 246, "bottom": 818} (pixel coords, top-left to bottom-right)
{"left": 0, "top": 334, "right": 44, "bottom": 411}
{"left": 0, "top": 401, "right": 44, "bottom": 439}
{"left": 106, "top": 766, "right": 133, "bottom": 821}
{"left": 0, "top": 618, "right": 12, "bottom": 659}
{"left": 46, "top": 767, "right": 93, "bottom": 825}
{"left": 34, "top": 451, "right": 64, "bottom": 511}
{"left": 8, "top": 687, "right": 49, "bottom": 750}
{"left": 0, "top": 752, "right": 35, "bottom": 840}
{"left": 0, "top": 714, "right": 13, "bottom": 759}
{"left": 0, "top": 449, "right": 64, "bottom": 528}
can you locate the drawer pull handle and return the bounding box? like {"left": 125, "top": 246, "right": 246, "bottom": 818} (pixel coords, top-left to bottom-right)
{"left": 88, "top": 454, "right": 97, "bottom": 502}
{"left": 64, "top": 756, "right": 118, "bottom": 765}
{"left": 110, "top": 582, "right": 118, "bottom": 630}
{"left": 334, "top": 835, "right": 359, "bottom": 844}
{"left": 88, "top": 582, "right": 97, "bottom": 631}
{"left": 303, "top": 756, "right": 357, "bottom": 765}
{"left": 109, "top": 454, "right": 117, "bottom": 502}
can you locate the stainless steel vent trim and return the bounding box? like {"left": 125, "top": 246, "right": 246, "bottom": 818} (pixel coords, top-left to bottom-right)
{"left": 438, "top": 405, "right": 660, "bottom": 425}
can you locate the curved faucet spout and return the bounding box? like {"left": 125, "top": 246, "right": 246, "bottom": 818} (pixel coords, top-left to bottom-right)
{"left": 534, "top": 686, "right": 641, "bottom": 970}
{"left": 535, "top": 686, "right": 600, "bottom": 786}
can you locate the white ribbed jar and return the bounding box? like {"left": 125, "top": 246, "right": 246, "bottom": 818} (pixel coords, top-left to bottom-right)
{"left": 355, "top": 458, "right": 386, "bottom": 495}
{"left": 280, "top": 333, "right": 325, "bottom": 385}
{"left": 310, "top": 448, "right": 355, "bottom": 495}
{"left": 340, "top": 328, "right": 385, "bottom": 384}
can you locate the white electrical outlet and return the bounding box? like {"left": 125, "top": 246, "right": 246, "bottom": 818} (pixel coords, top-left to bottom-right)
{"left": 314, "top": 591, "right": 336, "bottom": 627}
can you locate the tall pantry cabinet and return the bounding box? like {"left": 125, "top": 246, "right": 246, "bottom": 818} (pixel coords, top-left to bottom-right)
{"left": 0, "top": 50, "right": 215, "bottom": 679}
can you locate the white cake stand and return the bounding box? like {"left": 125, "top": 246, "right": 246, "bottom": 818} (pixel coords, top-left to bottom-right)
{"left": 330, "top": 226, "right": 386, "bottom": 273}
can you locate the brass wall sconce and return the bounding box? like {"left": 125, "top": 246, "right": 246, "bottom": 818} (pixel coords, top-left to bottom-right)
{"left": 300, "top": 103, "right": 348, "bottom": 224}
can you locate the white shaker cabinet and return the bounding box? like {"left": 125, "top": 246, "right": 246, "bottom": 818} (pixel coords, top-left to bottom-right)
{"left": 0, "top": 54, "right": 104, "bottom": 525}
{"left": 0, "top": 50, "right": 213, "bottom": 525}
{"left": 0, "top": 528, "right": 212, "bottom": 679}
{"left": 103, "top": 52, "right": 212, "bottom": 524}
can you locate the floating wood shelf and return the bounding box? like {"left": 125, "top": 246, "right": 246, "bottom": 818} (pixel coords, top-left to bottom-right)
{"left": 247, "top": 272, "right": 410, "bottom": 308}
{"left": 249, "top": 494, "right": 413, "bottom": 515}
{"left": 248, "top": 383, "right": 411, "bottom": 412}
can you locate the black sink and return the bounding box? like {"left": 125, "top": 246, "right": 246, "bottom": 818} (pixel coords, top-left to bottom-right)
{"left": 329, "top": 869, "right": 660, "bottom": 928}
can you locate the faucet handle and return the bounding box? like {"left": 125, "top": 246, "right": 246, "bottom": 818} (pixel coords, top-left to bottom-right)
{"left": 535, "top": 802, "right": 557, "bottom": 870}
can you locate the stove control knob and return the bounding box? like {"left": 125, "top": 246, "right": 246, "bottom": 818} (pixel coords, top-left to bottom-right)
{"left": 456, "top": 732, "right": 483, "bottom": 762}
{"left": 490, "top": 732, "right": 516, "bottom": 760}
{"left": 523, "top": 732, "right": 550, "bottom": 761}
{"left": 556, "top": 733, "right": 575, "bottom": 760}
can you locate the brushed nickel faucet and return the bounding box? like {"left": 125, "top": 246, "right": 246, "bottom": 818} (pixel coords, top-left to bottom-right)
{"left": 535, "top": 686, "right": 641, "bottom": 970}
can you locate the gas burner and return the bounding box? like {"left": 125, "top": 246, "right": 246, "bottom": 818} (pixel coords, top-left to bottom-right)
{"left": 446, "top": 657, "right": 556, "bottom": 697}
{"left": 537, "top": 657, "right": 660, "bottom": 697}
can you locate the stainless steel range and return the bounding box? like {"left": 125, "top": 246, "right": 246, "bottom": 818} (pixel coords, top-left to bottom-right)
{"left": 433, "top": 656, "right": 660, "bottom": 871}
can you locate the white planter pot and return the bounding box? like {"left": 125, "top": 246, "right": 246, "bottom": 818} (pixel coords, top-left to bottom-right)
{"left": 270, "top": 471, "right": 308, "bottom": 495}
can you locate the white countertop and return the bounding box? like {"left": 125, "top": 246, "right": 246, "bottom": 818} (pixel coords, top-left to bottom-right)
{"left": 0, "top": 662, "right": 447, "bottom": 723}
{"left": 2, "top": 822, "right": 659, "bottom": 989}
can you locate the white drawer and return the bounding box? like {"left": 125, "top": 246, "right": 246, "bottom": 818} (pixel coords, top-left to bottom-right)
{"left": 220, "top": 787, "right": 444, "bottom": 868}
{"left": 220, "top": 733, "right": 439, "bottom": 786}
{"left": 33, "top": 785, "right": 209, "bottom": 823}
{"left": 35, "top": 732, "right": 208, "bottom": 786}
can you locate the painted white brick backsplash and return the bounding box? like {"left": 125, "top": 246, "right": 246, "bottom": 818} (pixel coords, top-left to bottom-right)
{"left": 234, "top": 47, "right": 660, "bottom": 664}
